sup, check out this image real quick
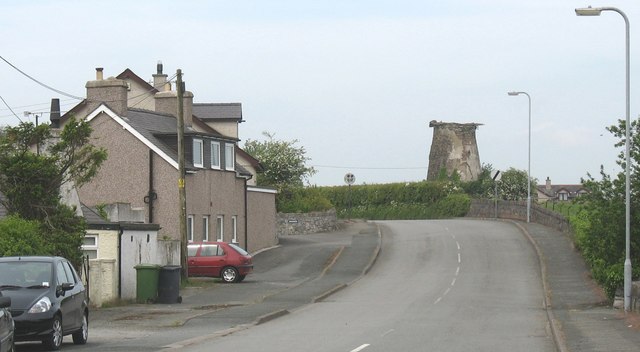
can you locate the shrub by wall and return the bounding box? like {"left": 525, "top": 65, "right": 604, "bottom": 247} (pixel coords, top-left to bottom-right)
{"left": 305, "top": 181, "right": 470, "bottom": 220}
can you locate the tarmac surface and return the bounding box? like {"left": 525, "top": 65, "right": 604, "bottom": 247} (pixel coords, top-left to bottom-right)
{"left": 83, "top": 219, "right": 640, "bottom": 351}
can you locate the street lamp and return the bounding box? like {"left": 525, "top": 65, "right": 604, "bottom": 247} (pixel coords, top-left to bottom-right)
{"left": 508, "top": 91, "right": 532, "bottom": 223}
{"left": 576, "top": 5, "right": 632, "bottom": 312}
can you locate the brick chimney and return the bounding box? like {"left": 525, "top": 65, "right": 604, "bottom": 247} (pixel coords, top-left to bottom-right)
{"left": 154, "top": 80, "right": 193, "bottom": 127}
{"left": 152, "top": 60, "right": 168, "bottom": 90}
{"left": 85, "top": 68, "right": 128, "bottom": 116}
{"left": 545, "top": 177, "right": 552, "bottom": 191}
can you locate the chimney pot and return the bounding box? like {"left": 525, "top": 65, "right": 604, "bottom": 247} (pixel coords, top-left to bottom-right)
{"left": 157, "top": 61, "right": 163, "bottom": 74}
{"left": 50, "top": 98, "right": 61, "bottom": 128}
{"left": 96, "top": 67, "right": 104, "bottom": 80}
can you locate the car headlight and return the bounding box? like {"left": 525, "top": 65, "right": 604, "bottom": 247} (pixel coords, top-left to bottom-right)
{"left": 28, "top": 296, "right": 52, "bottom": 314}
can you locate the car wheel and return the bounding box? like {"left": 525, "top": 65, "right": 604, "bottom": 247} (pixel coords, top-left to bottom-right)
{"left": 72, "top": 312, "right": 89, "bottom": 345}
{"left": 43, "top": 314, "right": 63, "bottom": 350}
{"left": 221, "top": 267, "right": 239, "bottom": 283}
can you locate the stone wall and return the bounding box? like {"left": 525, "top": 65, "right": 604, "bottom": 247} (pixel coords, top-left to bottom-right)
{"left": 467, "top": 199, "right": 571, "bottom": 233}
{"left": 277, "top": 209, "right": 338, "bottom": 236}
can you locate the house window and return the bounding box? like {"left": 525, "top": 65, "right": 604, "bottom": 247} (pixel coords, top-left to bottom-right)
{"left": 232, "top": 216, "right": 238, "bottom": 243}
{"left": 558, "top": 192, "right": 568, "bottom": 201}
{"left": 193, "top": 139, "right": 203, "bottom": 168}
{"left": 216, "top": 215, "right": 224, "bottom": 242}
{"left": 187, "top": 215, "right": 194, "bottom": 242}
{"left": 203, "top": 216, "right": 210, "bottom": 242}
{"left": 81, "top": 234, "right": 98, "bottom": 260}
{"left": 225, "top": 143, "right": 235, "bottom": 171}
{"left": 211, "top": 141, "right": 221, "bottom": 169}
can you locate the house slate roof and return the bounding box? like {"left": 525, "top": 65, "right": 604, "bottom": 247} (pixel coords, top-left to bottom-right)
{"left": 537, "top": 184, "right": 586, "bottom": 198}
{"left": 193, "top": 103, "right": 243, "bottom": 121}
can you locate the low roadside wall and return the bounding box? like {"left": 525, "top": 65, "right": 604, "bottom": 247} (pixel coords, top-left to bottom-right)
{"left": 277, "top": 209, "right": 338, "bottom": 236}
{"left": 467, "top": 199, "right": 571, "bottom": 233}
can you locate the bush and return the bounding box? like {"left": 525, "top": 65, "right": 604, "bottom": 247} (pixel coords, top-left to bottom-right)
{"left": 0, "top": 215, "right": 53, "bottom": 256}
{"left": 277, "top": 187, "right": 333, "bottom": 213}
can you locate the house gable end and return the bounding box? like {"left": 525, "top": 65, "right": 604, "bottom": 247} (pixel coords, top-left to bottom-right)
{"left": 86, "top": 105, "right": 178, "bottom": 170}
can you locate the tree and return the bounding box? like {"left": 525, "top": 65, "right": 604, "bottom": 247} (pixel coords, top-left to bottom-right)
{"left": 243, "top": 132, "right": 316, "bottom": 190}
{"left": 460, "top": 163, "right": 495, "bottom": 198}
{"left": 0, "top": 119, "right": 107, "bottom": 267}
{"left": 497, "top": 167, "right": 537, "bottom": 201}
{"left": 574, "top": 117, "right": 640, "bottom": 299}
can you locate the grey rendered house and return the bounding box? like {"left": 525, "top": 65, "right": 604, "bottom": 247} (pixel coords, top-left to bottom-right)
{"left": 54, "top": 64, "right": 277, "bottom": 254}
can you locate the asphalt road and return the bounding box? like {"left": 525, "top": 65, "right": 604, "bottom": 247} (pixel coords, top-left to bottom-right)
{"left": 180, "top": 219, "right": 555, "bottom": 352}
{"left": 15, "top": 221, "right": 379, "bottom": 352}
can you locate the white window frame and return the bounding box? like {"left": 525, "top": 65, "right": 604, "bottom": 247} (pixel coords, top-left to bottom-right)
{"left": 211, "top": 141, "right": 221, "bottom": 169}
{"left": 225, "top": 143, "right": 235, "bottom": 171}
{"left": 231, "top": 216, "right": 238, "bottom": 243}
{"left": 216, "top": 215, "right": 224, "bottom": 242}
{"left": 203, "top": 216, "right": 210, "bottom": 242}
{"left": 193, "top": 139, "right": 204, "bottom": 168}
{"left": 82, "top": 234, "right": 99, "bottom": 259}
{"left": 187, "top": 215, "right": 194, "bottom": 242}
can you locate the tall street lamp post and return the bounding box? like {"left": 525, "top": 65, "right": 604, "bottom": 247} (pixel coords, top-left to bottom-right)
{"left": 575, "top": 6, "right": 632, "bottom": 312}
{"left": 508, "top": 91, "right": 532, "bottom": 223}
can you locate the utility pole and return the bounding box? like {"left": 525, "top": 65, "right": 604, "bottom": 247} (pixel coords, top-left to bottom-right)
{"left": 176, "top": 69, "right": 188, "bottom": 281}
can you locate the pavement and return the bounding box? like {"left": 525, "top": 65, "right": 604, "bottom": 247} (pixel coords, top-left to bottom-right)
{"left": 87, "top": 219, "right": 640, "bottom": 351}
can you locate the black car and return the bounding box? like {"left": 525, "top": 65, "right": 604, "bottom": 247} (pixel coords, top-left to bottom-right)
{"left": 0, "top": 256, "right": 88, "bottom": 351}
{"left": 0, "top": 292, "right": 13, "bottom": 352}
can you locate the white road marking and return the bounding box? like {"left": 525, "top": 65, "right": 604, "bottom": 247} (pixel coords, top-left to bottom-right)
{"left": 435, "top": 231, "right": 462, "bottom": 305}
{"left": 351, "top": 344, "right": 370, "bottom": 352}
{"left": 381, "top": 329, "right": 395, "bottom": 337}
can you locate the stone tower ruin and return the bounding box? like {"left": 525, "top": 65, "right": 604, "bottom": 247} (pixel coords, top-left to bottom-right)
{"left": 427, "top": 121, "right": 482, "bottom": 182}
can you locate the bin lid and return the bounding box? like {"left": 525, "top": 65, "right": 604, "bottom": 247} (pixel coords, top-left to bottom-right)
{"left": 160, "top": 265, "right": 182, "bottom": 271}
{"left": 134, "top": 264, "right": 160, "bottom": 269}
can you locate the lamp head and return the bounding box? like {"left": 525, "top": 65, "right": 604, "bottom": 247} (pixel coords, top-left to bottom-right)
{"left": 575, "top": 6, "right": 602, "bottom": 16}
{"left": 507, "top": 92, "right": 520, "bottom": 96}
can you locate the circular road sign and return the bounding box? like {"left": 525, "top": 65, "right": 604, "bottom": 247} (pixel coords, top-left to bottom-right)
{"left": 344, "top": 173, "right": 355, "bottom": 185}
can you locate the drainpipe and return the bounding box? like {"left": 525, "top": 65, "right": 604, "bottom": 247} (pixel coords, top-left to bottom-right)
{"left": 144, "top": 150, "right": 157, "bottom": 223}
{"left": 117, "top": 228, "right": 123, "bottom": 299}
{"left": 244, "top": 177, "right": 249, "bottom": 251}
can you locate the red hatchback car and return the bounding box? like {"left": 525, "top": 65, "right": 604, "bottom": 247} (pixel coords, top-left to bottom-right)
{"left": 187, "top": 242, "right": 253, "bottom": 283}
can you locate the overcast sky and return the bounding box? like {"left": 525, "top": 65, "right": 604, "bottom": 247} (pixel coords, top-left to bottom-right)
{"left": 1, "top": 0, "right": 639, "bottom": 186}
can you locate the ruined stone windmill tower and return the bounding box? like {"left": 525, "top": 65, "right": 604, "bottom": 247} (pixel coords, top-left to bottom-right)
{"left": 427, "top": 121, "right": 482, "bottom": 182}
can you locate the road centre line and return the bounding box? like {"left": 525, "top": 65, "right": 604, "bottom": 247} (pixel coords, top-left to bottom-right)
{"left": 381, "top": 329, "right": 395, "bottom": 337}
{"left": 350, "top": 343, "right": 370, "bottom": 352}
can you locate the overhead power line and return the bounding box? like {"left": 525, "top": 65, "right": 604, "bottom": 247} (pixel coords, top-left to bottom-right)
{"left": 0, "top": 55, "right": 84, "bottom": 100}
{"left": 0, "top": 95, "right": 22, "bottom": 122}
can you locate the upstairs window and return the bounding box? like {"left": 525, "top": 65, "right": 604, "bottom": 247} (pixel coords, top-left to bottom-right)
{"left": 193, "top": 139, "right": 203, "bottom": 168}
{"left": 211, "top": 141, "right": 221, "bottom": 169}
{"left": 225, "top": 143, "right": 235, "bottom": 171}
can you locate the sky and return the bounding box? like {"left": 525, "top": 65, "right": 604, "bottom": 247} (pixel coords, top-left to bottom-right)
{"left": 0, "top": 0, "right": 638, "bottom": 186}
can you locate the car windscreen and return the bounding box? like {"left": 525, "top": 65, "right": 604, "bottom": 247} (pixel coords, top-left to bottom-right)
{"left": 0, "top": 261, "right": 53, "bottom": 288}
{"left": 228, "top": 243, "right": 249, "bottom": 256}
